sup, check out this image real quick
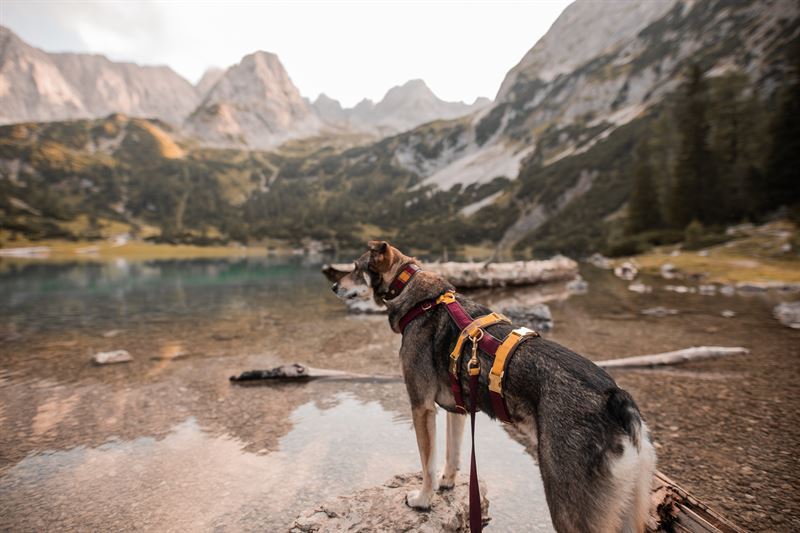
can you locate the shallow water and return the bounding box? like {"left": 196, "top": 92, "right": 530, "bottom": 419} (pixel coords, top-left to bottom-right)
{"left": 1, "top": 257, "right": 798, "bottom": 531}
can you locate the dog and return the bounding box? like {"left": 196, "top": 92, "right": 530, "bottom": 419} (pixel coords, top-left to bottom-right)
{"left": 330, "top": 241, "right": 656, "bottom": 532}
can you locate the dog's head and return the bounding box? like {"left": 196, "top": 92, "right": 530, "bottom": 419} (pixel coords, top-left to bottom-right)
{"left": 330, "top": 240, "right": 408, "bottom": 303}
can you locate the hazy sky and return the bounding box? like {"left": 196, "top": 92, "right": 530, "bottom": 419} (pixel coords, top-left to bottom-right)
{"left": 1, "top": 0, "right": 571, "bottom": 107}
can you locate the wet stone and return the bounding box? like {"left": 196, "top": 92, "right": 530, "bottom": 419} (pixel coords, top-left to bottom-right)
{"left": 91, "top": 350, "right": 133, "bottom": 365}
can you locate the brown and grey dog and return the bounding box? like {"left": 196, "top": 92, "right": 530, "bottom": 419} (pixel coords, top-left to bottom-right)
{"left": 331, "top": 241, "right": 656, "bottom": 532}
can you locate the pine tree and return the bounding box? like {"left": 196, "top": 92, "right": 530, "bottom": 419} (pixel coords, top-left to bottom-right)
{"left": 627, "top": 142, "right": 663, "bottom": 234}
{"left": 763, "top": 59, "right": 800, "bottom": 212}
{"left": 670, "top": 64, "right": 720, "bottom": 228}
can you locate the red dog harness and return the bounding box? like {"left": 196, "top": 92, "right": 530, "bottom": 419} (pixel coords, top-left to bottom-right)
{"left": 391, "top": 265, "right": 538, "bottom": 532}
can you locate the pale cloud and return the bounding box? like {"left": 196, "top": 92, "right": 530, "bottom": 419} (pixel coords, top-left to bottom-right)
{"left": 1, "top": 0, "right": 571, "bottom": 107}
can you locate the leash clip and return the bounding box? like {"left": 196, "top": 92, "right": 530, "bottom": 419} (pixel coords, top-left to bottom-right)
{"left": 468, "top": 330, "right": 483, "bottom": 376}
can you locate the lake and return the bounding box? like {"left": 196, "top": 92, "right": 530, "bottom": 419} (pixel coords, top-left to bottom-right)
{"left": 0, "top": 257, "right": 798, "bottom": 531}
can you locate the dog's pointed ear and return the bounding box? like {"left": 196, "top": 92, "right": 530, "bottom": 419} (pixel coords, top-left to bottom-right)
{"left": 367, "top": 240, "right": 392, "bottom": 272}
{"left": 368, "top": 240, "right": 388, "bottom": 254}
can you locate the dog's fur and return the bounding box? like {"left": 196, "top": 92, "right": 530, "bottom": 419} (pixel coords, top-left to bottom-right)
{"left": 332, "top": 242, "right": 656, "bottom": 532}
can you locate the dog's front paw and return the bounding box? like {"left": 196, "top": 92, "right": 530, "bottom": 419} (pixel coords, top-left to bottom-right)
{"left": 405, "top": 489, "right": 432, "bottom": 510}
{"left": 438, "top": 471, "right": 456, "bottom": 491}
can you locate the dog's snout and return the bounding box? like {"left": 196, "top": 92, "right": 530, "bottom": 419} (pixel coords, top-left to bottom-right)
{"left": 331, "top": 283, "right": 339, "bottom": 293}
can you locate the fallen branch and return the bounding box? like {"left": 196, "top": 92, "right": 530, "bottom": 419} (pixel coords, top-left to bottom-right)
{"left": 230, "top": 346, "right": 748, "bottom": 384}
{"left": 597, "top": 346, "right": 749, "bottom": 369}
{"left": 230, "top": 363, "right": 401, "bottom": 384}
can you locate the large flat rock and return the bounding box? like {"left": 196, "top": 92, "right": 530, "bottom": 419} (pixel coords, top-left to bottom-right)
{"left": 291, "top": 472, "right": 489, "bottom": 532}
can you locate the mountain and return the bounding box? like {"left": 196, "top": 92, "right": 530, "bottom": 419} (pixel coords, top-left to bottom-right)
{"left": 312, "top": 79, "right": 491, "bottom": 135}
{"left": 195, "top": 67, "right": 225, "bottom": 98}
{"left": 183, "top": 51, "right": 322, "bottom": 149}
{"left": 368, "top": 0, "right": 799, "bottom": 251}
{"left": 1, "top": 0, "right": 798, "bottom": 256}
{"left": 312, "top": 93, "right": 349, "bottom": 124}
{"left": 0, "top": 26, "right": 199, "bottom": 126}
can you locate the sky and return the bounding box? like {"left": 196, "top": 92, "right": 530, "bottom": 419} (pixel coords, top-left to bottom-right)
{"left": 1, "top": 0, "right": 571, "bottom": 107}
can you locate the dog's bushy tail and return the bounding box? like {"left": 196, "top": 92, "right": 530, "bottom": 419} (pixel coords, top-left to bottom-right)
{"left": 606, "top": 387, "right": 642, "bottom": 450}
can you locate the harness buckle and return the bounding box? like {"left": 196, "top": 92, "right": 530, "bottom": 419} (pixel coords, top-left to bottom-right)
{"left": 488, "top": 370, "right": 504, "bottom": 394}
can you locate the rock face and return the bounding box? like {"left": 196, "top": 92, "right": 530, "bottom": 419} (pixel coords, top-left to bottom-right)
{"left": 0, "top": 26, "right": 199, "bottom": 125}
{"left": 495, "top": 0, "right": 679, "bottom": 98}
{"left": 312, "top": 80, "right": 490, "bottom": 136}
{"left": 290, "top": 473, "right": 489, "bottom": 532}
{"left": 184, "top": 51, "right": 322, "bottom": 149}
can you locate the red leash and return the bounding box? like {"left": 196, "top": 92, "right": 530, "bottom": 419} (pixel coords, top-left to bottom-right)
{"left": 468, "top": 339, "right": 483, "bottom": 532}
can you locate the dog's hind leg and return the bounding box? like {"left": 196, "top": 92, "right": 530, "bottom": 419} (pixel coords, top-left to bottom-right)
{"left": 439, "top": 411, "right": 465, "bottom": 490}
{"left": 406, "top": 405, "right": 438, "bottom": 509}
{"left": 623, "top": 427, "right": 657, "bottom": 533}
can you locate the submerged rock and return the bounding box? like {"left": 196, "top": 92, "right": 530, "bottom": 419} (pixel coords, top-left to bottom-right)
{"left": 92, "top": 350, "right": 132, "bottom": 365}
{"left": 773, "top": 302, "right": 800, "bottom": 329}
{"left": 290, "top": 472, "right": 489, "bottom": 532}
{"left": 498, "top": 303, "right": 553, "bottom": 333}
{"left": 566, "top": 275, "right": 588, "bottom": 294}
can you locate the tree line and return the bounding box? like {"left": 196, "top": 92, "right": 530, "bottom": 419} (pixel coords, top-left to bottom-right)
{"left": 624, "top": 61, "right": 799, "bottom": 247}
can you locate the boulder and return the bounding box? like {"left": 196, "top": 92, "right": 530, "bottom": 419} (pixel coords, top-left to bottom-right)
{"left": 498, "top": 303, "right": 553, "bottom": 333}
{"left": 773, "top": 302, "right": 800, "bottom": 329}
{"left": 614, "top": 261, "right": 638, "bottom": 281}
{"left": 290, "top": 473, "right": 489, "bottom": 532}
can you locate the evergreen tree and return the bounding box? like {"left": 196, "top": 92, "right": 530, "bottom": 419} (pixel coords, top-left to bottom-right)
{"left": 670, "top": 64, "right": 720, "bottom": 228}
{"left": 763, "top": 59, "right": 800, "bottom": 211}
{"left": 626, "top": 142, "right": 663, "bottom": 234}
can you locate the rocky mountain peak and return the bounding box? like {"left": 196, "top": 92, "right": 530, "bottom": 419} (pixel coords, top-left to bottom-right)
{"left": 0, "top": 25, "right": 198, "bottom": 125}
{"left": 195, "top": 67, "right": 225, "bottom": 97}
{"left": 496, "top": 0, "right": 679, "bottom": 101}
{"left": 184, "top": 49, "right": 320, "bottom": 148}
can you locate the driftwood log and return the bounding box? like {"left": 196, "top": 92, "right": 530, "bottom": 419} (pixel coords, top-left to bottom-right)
{"left": 230, "top": 346, "right": 748, "bottom": 383}
{"left": 598, "top": 346, "right": 749, "bottom": 369}
{"left": 322, "top": 256, "right": 578, "bottom": 289}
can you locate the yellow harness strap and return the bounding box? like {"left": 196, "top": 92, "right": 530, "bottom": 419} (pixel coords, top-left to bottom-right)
{"left": 489, "top": 327, "right": 539, "bottom": 396}
{"left": 449, "top": 312, "right": 510, "bottom": 375}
